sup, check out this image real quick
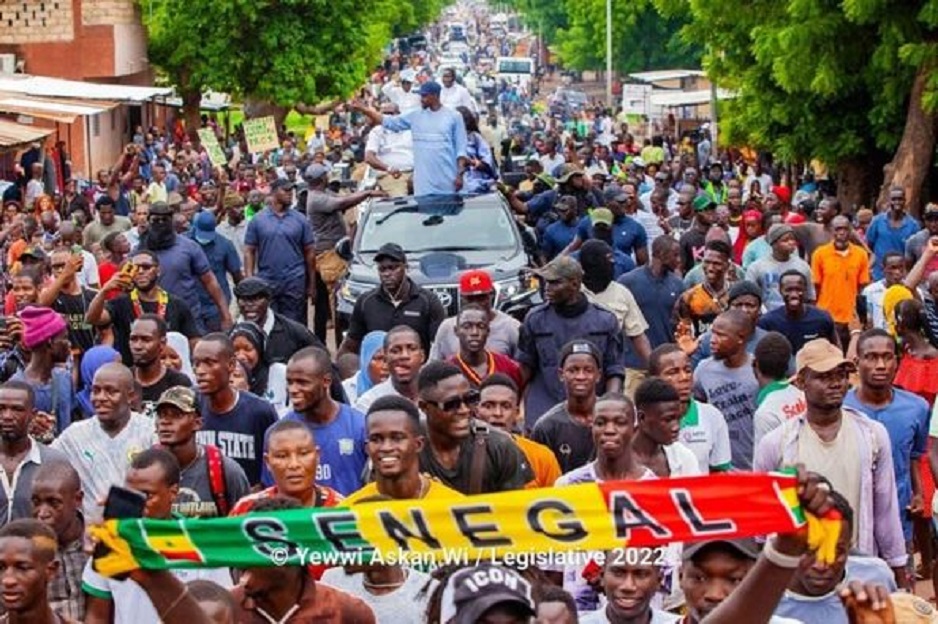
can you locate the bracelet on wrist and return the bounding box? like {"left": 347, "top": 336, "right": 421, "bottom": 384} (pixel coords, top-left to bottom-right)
{"left": 762, "top": 538, "right": 804, "bottom": 569}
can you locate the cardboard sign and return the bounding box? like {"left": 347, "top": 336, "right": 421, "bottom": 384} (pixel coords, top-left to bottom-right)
{"left": 242, "top": 116, "right": 280, "bottom": 153}
{"left": 197, "top": 128, "right": 227, "bottom": 167}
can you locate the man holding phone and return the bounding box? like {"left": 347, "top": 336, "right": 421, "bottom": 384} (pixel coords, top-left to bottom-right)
{"left": 85, "top": 250, "right": 200, "bottom": 366}
{"left": 81, "top": 448, "right": 232, "bottom": 623}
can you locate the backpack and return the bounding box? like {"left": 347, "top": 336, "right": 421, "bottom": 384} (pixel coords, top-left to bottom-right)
{"left": 205, "top": 445, "right": 229, "bottom": 517}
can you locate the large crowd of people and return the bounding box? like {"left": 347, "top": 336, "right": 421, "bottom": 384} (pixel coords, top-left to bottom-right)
{"left": 0, "top": 2, "right": 938, "bottom": 623}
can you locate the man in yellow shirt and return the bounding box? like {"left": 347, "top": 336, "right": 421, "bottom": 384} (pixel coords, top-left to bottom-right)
{"left": 345, "top": 395, "right": 462, "bottom": 503}
{"left": 477, "top": 374, "right": 561, "bottom": 488}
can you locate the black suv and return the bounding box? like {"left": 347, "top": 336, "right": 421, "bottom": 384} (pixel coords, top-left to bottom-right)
{"left": 549, "top": 88, "right": 589, "bottom": 121}
{"left": 337, "top": 194, "right": 536, "bottom": 320}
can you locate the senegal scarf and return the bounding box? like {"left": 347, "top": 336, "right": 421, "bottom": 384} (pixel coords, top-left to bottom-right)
{"left": 90, "top": 472, "right": 840, "bottom": 577}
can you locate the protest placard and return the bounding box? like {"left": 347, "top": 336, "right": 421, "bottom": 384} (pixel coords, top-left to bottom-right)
{"left": 196, "top": 128, "right": 227, "bottom": 167}
{"left": 243, "top": 116, "right": 280, "bottom": 153}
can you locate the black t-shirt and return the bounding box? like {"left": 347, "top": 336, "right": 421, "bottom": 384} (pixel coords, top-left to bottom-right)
{"left": 418, "top": 420, "right": 533, "bottom": 494}
{"left": 53, "top": 288, "right": 98, "bottom": 356}
{"left": 139, "top": 368, "right": 193, "bottom": 418}
{"left": 758, "top": 305, "right": 838, "bottom": 355}
{"left": 530, "top": 402, "right": 595, "bottom": 475}
{"left": 195, "top": 391, "right": 278, "bottom": 485}
{"left": 107, "top": 293, "right": 201, "bottom": 365}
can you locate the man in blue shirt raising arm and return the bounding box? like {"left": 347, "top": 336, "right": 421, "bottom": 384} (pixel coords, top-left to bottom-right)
{"left": 352, "top": 82, "right": 468, "bottom": 196}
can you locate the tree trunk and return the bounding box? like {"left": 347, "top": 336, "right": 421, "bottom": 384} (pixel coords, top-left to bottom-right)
{"left": 181, "top": 88, "right": 202, "bottom": 143}
{"left": 877, "top": 62, "right": 938, "bottom": 218}
{"left": 836, "top": 157, "right": 876, "bottom": 214}
{"left": 242, "top": 98, "right": 289, "bottom": 130}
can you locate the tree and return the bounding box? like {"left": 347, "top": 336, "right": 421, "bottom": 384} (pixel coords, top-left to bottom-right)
{"left": 556, "top": 0, "right": 699, "bottom": 73}
{"left": 658, "top": 0, "right": 938, "bottom": 213}
{"left": 504, "top": 0, "right": 698, "bottom": 73}
{"left": 142, "top": 0, "right": 443, "bottom": 131}
{"left": 143, "top": 0, "right": 232, "bottom": 133}
{"left": 505, "top": 0, "right": 569, "bottom": 46}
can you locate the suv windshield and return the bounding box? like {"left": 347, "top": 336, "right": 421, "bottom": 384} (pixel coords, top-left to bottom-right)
{"left": 558, "top": 90, "right": 588, "bottom": 105}
{"left": 360, "top": 197, "right": 517, "bottom": 254}
{"left": 498, "top": 59, "right": 533, "bottom": 74}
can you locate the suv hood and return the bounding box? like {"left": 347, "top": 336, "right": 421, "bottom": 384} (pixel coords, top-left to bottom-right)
{"left": 347, "top": 249, "right": 526, "bottom": 286}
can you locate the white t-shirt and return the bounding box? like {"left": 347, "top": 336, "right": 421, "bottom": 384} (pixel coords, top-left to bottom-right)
{"left": 383, "top": 86, "right": 421, "bottom": 114}
{"left": 51, "top": 413, "right": 156, "bottom": 524}
{"left": 679, "top": 401, "right": 733, "bottom": 473}
{"left": 754, "top": 382, "right": 807, "bottom": 447}
{"left": 861, "top": 280, "right": 888, "bottom": 330}
{"left": 555, "top": 465, "right": 682, "bottom": 613}
{"left": 580, "top": 607, "right": 680, "bottom": 623}
{"left": 319, "top": 568, "right": 434, "bottom": 624}
{"left": 664, "top": 441, "right": 703, "bottom": 476}
{"left": 440, "top": 84, "right": 478, "bottom": 113}
{"left": 81, "top": 559, "right": 232, "bottom": 622}
{"left": 364, "top": 126, "right": 415, "bottom": 171}
{"left": 354, "top": 379, "right": 400, "bottom": 414}
{"left": 539, "top": 153, "right": 566, "bottom": 175}
{"left": 79, "top": 250, "right": 100, "bottom": 288}
{"left": 633, "top": 209, "right": 664, "bottom": 254}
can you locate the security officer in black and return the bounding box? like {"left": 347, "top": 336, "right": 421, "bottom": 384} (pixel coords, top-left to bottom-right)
{"left": 234, "top": 276, "right": 348, "bottom": 403}
{"left": 337, "top": 243, "right": 446, "bottom": 357}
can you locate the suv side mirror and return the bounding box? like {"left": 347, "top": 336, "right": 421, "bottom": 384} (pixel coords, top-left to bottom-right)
{"left": 335, "top": 237, "right": 352, "bottom": 262}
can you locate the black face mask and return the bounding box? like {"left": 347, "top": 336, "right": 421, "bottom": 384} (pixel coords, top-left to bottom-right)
{"left": 580, "top": 242, "right": 615, "bottom": 293}
{"left": 146, "top": 220, "right": 176, "bottom": 250}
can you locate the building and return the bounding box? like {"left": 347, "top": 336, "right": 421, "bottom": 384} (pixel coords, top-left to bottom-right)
{"left": 0, "top": 0, "right": 151, "bottom": 85}
{"left": 623, "top": 69, "right": 736, "bottom": 141}
{"left": 0, "top": 75, "right": 171, "bottom": 180}
{"left": 0, "top": 0, "right": 171, "bottom": 181}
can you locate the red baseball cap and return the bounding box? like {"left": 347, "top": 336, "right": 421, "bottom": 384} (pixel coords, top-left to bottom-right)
{"left": 771, "top": 185, "right": 792, "bottom": 205}
{"left": 459, "top": 270, "right": 494, "bottom": 295}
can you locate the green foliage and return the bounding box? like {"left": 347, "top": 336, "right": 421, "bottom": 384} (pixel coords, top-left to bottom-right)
{"left": 141, "top": 0, "right": 443, "bottom": 108}
{"left": 505, "top": 0, "right": 569, "bottom": 44}
{"left": 656, "top": 0, "right": 938, "bottom": 169}
{"left": 505, "top": 0, "right": 699, "bottom": 72}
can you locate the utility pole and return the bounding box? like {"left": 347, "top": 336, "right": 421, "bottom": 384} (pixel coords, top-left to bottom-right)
{"left": 606, "top": 0, "right": 613, "bottom": 108}
{"left": 709, "top": 79, "right": 719, "bottom": 149}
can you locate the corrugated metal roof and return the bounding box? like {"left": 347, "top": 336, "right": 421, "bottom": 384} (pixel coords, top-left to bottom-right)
{"left": 0, "top": 94, "right": 116, "bottom": 123}
{"left": 649, "top": 89, "right": 736, "bottom": 107}
{"left": 629, "top": 69, "right": 705, "bottom": 83}
{"left": 0, "top": 119, "right": 53, "bottom": 148}
{"left": 0, "top": 74, "right": 172, "bottom": 102}
{"left": 0, "top": 95, "right": 114, "bottom": 120}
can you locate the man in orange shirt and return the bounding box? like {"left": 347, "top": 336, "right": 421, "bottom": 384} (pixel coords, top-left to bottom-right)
{"left": 811, "top": 215, "right": 871, "bottom": 349}
{"left": 477, "top": 373, "right": 560, "bottom": 488}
